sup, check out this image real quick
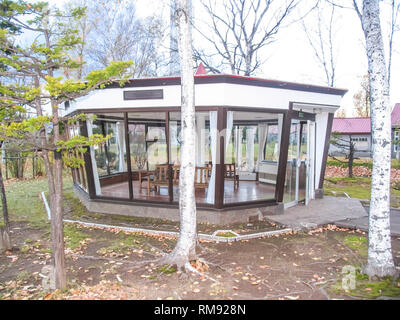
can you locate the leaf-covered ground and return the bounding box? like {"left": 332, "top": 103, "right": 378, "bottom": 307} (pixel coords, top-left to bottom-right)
{"left": 1, "top": 177, "right": 400, "bottom": 300}
{"left": 1, "top": 220, "right": 400, "bottom": 300}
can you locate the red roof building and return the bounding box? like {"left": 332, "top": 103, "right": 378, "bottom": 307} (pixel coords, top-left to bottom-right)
{"left": 391, "top": 103, "right": 400, "bottom": 127}
{"left": 332, "top": 117, "right": 371, "bottom": 134}
{"left": 330, "top": 103, "right": 400, "bottom": 158}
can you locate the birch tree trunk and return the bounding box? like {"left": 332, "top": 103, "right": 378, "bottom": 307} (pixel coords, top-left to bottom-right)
{"left": 362, "top": 0, "right": 396, "bottom": 278}
{"left": 163, "top": 0, "right": 197, "bottom": 268}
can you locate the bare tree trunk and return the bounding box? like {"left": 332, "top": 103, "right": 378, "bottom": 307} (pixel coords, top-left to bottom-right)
{"left": 163, "top": 0, "right": 197, "bottom": 269}
{"left": 348, "top": 141, "right": 354, "bottom": 178}
{"left": 51, "top": 150, "right": 66, "bottom": 289}
{"left": 0, "top": 147, "right": 11, "bottom": 252}
{"left": 34, "top": 74, "right": 66, "bottom": 289}
{"left": 361, "top": 0, "right": 396, "bottom": 278}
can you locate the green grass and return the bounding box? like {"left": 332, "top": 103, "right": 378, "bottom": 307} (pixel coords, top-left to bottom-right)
{"left": 2, "top": 177, "right": 50, "bottom": 229}
{"left": 353, "top": 276, "right": 400, "bottom": 298}
{"left": 157, "top": 265, "right": 177, "bottom": 274}
{"left": 343, "top": 235, "right": 368, "bottom": 257}
{"left": 324, "top": 176, "right": 400, "bottom": 207}
{"left": 330, "top": 266, "right": 400, "bottom": 299}
{"left": 1, "top": 174, "right": 75, "bottom": 229}
{"left": 215, "top": 231, "right": 237, "bottom": 237}
{"left": 327, "top": 157, "right": 400, "bottom": 170}
{"left": 324, "top": 177, "right": 372, "bottom": 199}
{"left": 15, "top": 270, "right": 32, "bottom": 283}
{"left": 64, "top": 224, "right": 90, "bottom": 250}
{"left": 97, "top": 232, "right": 147, "bottom": 256}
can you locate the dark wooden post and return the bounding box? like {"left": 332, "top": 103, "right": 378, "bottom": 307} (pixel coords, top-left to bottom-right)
{"left": 215, "top": 108, "right": 226, "bottom": 209}
{"left": 101, "top": 121, "right": 111, "bottom": 176}
{"left": 275, "top": 110, "right": 292, "bottom": 203}
{"left": 124, "top": 112, "right": 133, "bottom": 200}
{"left": 165, "top": 112, "right": 174, "bottom": 202}
{"left": 80, "top": 120, "right": 96, "bottom": 199}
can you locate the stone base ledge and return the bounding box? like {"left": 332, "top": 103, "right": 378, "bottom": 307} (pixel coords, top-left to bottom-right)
{"left": 73, "top": 186, "right": 280, "bottom": 225}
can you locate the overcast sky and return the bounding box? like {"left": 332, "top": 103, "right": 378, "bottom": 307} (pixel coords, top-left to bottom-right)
{"left": 48, "top": 0, "right": 400, "bottom": 116}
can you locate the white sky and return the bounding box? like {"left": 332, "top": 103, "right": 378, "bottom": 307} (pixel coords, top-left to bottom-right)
{"left": 46, "top": 0, "right": 400, "bottom": 116}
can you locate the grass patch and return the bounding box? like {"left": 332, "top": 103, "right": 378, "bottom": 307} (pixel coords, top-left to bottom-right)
{"left": 324, "top": 177, "right": 371, "bottom": 199}
{"left": 324, "top": 176, "right": 400, "bottom": 207}
{"left": 97, "top": 232, "right": 146, "bottom": 256}
{"left": 215, "top": 231, "right": 237, "bottom": 237}
{"left": 1, "top": 174, "right": 75, "bottom": 229}
{"left": 157, "top": 265, "right": 177, "bottom": 274}
{"left": 343, "top": 235, "right": 368, "bottom": 257}
{"left": 15, "top": 270, "right": 32, "bottom": 283}
{"left": 3, "top": 177, "right": 50, "bottom": 229}
{"left": 326, "top": 159, "right": 373, "bottom": 169}
{"left": 330, "top": 266, "right": 400, "bottom": 299}
{"left": 326, "top": 157, "right": 400, "bottom": 169}
{"left": 63, "top": 191, "right": 88, "bottom": 219}
{"left": 19, "top": 240, "right": 41, "bottom": 253}
{"left": 354, "top": 277, "right": 400, "bottom": 298}
{"left": 64, "top": 224, "right": 90, "bottom": 250}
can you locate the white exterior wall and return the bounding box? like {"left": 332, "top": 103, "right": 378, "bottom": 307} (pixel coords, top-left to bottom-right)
{"left": 63, "top": 82, "right": 343, "bottom": 116}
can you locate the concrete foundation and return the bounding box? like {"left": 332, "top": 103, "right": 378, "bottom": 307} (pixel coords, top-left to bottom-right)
{"left": 74, "top": 186, "right": 280, "bottom": 225}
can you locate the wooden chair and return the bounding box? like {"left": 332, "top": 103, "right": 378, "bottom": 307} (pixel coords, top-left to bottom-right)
{"left": 147, "top": 164, "right": 180, "bottom": 194}
{"left": 147, "top": 164, "right": 169, "bottom": 194}
{"left": 225, "top": 163, "right": 239, "bottom": 189}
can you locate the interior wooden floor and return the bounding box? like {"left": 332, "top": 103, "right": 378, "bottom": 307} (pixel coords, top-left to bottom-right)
{"left": 101, "top": 179, "right": 276, "bottom": 204}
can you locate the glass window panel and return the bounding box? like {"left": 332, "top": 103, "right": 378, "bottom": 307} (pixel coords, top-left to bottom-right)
{"left": 127, "top": 112, "right": 169, "bottom": 202}
{"left": 91, "top": 113, "right": 129, "bottom": 199}
{"left": 170, "top": 111, "right": 215, "bottom": 205}
{"left": 224, "top": 111, "right": 282, "bottom": 204}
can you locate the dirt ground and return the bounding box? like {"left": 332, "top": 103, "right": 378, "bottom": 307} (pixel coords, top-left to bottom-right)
{"left": 1, "top": 219, "right": 399, "bottom": 300}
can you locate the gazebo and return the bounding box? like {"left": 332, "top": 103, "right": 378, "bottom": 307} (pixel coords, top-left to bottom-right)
{"left": 63, "top": 74, "right": 347, "bottom": 224}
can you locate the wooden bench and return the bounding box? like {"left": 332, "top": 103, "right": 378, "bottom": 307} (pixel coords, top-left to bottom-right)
{"left": 147, "top": 165, "right": 211, "bottom": 194}
{"left": 194, "top": 166, "right": 211, "bottom": 190}
{"left": 147, "top": 164, "right": 179, "bottom": 194}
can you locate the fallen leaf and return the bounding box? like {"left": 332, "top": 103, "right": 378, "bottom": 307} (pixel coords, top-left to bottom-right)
{"left": 285, "top": 295, "right": 299, "bottom": 300}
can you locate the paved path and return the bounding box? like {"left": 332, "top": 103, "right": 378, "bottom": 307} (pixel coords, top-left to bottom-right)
{"left": 334, "top": 207, "right": 400, "bottom": 237}
{"left": 264, "top": 196, "right": 368, "bottom": 229}
{"left": 264, "top": 196, "right": 400, "bottom": 236}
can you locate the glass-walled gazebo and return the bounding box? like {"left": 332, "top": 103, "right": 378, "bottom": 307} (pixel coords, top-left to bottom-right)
{"left": 65, "top": 74, "right": 346, "bottom": 216}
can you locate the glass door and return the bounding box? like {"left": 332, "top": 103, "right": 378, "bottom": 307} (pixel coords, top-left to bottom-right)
{"left": 284, "top": 120, "right": 313, "bottom": 208}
